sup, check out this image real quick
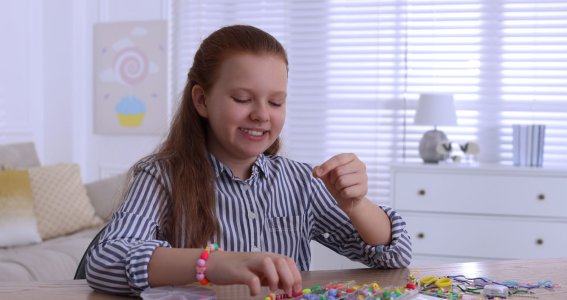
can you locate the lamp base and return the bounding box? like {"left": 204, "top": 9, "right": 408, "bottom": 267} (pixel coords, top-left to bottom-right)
{"left": 419, "top": 129, "right": 450, "bottom": 164}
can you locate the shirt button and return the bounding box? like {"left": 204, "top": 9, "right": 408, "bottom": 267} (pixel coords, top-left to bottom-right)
{"left": 322, "top": 232, "right": 330, "bottom": 239}
{"left": 249, "top": 212, "right": 257, "bottom": 219}
{"left": 240, "top": 184, "right": 250, "bottom": 192}
{"left": 251, "top": 246, "right": 261, "bottom": 252}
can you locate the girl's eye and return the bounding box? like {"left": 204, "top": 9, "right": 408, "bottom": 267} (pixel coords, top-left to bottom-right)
{"left": 231, "top": 97, "right": 251, "bottom": 103}
{"left": 269, "top": 101, "right": 283, "bottom": 107}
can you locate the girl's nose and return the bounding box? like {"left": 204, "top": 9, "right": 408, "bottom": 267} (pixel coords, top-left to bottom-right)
{"left": 250, "top": 102, "right": 269, "bottom": 122}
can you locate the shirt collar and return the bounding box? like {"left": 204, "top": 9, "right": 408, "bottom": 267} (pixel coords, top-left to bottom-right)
{"left": 208, "top": 153, "right": 269, "bottom": 180}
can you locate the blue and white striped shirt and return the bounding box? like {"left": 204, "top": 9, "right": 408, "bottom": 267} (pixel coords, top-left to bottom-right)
{"left": 86, "top": 154, "right": 412, "bottom": 295}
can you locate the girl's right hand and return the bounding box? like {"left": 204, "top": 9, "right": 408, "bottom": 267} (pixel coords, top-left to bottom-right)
{"left": 205, "top": 251, "right": 302, "bottom": 296}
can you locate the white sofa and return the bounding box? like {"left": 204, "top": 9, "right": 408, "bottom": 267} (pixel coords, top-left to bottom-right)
{"left": 0, "top": 142, "right": 126, "bottom": 281}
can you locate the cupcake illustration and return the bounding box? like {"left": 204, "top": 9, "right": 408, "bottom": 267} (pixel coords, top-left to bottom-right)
{"left": 116, "top": 95, "right": 146, "bottom": 127}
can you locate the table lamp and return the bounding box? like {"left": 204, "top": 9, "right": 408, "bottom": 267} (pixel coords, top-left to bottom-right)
{"left": 414, "top": 93, "right": 458, "bottom": 163}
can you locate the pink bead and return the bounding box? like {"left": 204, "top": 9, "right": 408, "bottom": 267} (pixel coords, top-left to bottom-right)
{"left": 197, "top": 259, "right": 206, "bottom": 267}
{"left": 195, "top": 245, "right": 223, "bottom": 286}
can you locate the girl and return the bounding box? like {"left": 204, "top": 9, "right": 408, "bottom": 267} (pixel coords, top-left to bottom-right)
{"left": 86, "top": 25, "right": 412, "bottom": 297}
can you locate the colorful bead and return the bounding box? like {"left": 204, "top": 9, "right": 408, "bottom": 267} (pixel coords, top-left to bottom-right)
{"left": 194, "top": 243, "right": 222, "bottom": 286}
{"left": 291, "top": 291, "right": 303, "bottom": 297}
{"left": 329, "top": 288, "right": 338, "bottom": 296}
{"left": 196, "top": 258, "right": 206, "bottom": 267}
{"left": 266, "top": 275, "right": 557, "bottom": 300}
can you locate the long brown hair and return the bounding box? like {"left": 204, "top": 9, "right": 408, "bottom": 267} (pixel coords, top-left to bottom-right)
{"left": 154, "top": 25, "right": 288, "bottom": 247}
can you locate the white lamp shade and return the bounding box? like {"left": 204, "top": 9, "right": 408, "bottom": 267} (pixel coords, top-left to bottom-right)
{"left": 414, "top": 93, "right": 458, "bottom": 126}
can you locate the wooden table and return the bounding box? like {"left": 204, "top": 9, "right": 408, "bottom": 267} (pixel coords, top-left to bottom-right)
{"left": 0, "top": 258, "right": 565, "bottom": 299}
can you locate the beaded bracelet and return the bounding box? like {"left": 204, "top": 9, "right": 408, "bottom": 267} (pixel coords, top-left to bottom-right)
{"left": 195, "top": 243, "right": 223, "bottom": 285}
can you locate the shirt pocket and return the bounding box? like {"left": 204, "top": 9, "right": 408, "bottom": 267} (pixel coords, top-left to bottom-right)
{"left": 267, "top": 215, "right": 302, "bottom": 233}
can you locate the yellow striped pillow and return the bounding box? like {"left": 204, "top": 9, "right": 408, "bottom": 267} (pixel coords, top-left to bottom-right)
{"left": 0, "top": 169, "right": 42, "bottom": 247}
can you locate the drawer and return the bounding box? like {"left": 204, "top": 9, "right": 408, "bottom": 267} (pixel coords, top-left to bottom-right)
{"left": 404, "top": 213, "right": 567, "bottom": 260}
{"left": 393, "top": 172, "right": 567, "bottom": 218}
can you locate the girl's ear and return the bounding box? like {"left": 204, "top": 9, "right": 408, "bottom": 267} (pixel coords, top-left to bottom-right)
{"left": 192, "top": 84, "right": 208, "bottom": 118}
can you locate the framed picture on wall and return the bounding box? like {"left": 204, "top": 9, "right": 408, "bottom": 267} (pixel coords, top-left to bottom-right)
{"left": 93, "top": 20, "right": 167, "bottom": 135}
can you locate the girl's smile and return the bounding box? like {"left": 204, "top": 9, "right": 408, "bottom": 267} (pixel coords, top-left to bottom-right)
{"left": 239, "top": 127, "right": 268, "bottom": 140}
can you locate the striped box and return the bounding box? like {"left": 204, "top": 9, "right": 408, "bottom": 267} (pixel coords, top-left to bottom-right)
{"left": 512, "top": 124, "right": 545, "bottom": 167}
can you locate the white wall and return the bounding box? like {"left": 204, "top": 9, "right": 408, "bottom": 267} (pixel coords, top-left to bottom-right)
{"left": 82, "top": 0, "right": 171, "bottom": 181}
{"left": 0, "top": 0, "right": 170, "bottom": 182}
{"left": 0, "top": 1, "right": 43, "bottom": 152}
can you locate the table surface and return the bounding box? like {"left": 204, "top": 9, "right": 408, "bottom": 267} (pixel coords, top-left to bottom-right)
{"left": 1, "top": 258, "right": 565, "bottom": 300}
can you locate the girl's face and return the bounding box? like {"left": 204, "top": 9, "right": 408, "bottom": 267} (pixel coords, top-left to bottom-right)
{"left": 193, "top": 53, "right": 287, "bottom": 165}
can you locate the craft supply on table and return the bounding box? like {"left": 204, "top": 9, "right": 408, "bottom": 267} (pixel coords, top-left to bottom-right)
{"left": 264, "top": 273, "right": 559, "bottom": 300}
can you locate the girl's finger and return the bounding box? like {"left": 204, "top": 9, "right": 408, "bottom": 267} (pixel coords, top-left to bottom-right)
{"left": 314, "top": 153, "right": 355, "bottom": 177}
{"left": 273, "top": 257, "right": 295, "bottom": 295}
{"left": 241, "top": 270, "right": 262, "bottom": 296}
{"left": 331, "top": 162, "right": 361, "bottom": 178}
{"left": 333, "top": 173, "right": 363, "bottom": 190}
{"left": 340, "top": 184, "right": 366, "bottom": 200}
{"left": 258, "top": 256, "right": 280, "bottom": 292}
{"left": 287, "top": 258, "right": 303, "bottom": 293}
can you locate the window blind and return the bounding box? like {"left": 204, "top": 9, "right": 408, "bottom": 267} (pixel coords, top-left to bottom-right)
{"left": 173, "top": 0, "right": 567, "bottom": 204}
{"left": 499, "top": 0, "right": 567, "bottom": 165}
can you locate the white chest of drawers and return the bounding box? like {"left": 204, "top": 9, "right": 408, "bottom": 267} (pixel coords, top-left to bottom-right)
{"left": 391, "top": 163, "right": 567, "bottom": 266}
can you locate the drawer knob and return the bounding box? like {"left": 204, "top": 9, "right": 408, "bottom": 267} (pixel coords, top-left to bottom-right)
{"left": 536, "top": 238, "right": 544, "bottom": 245}
{"left": 417, "top": 232, "right": 425, "bottom": 239}
{"left": 537, "top": 194, "right": 545, "bottom": 201}
{"left": 418, "top": 189, "right": 426, "bottom": 196}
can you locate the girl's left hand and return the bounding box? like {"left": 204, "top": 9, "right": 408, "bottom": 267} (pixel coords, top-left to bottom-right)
{"left": 312, "top": 153, "right": 368, "bottom": 211}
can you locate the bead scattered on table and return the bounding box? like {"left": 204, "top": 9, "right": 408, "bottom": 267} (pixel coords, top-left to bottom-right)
{"left": 264, "top": 274, "right": 560, "bottom": 300}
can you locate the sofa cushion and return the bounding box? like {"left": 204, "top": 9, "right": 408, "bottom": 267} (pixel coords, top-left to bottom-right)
{"left": 0, "top": 169, "right": 42, "bottom": 247}
{"left": 0, "top": 142, "right": 40, "bottom": 169}
{"left": 28, "top": 164, "right": 103, "bottom": 240}
{"left": 0, "top": 226, "right": 103, "bottom": 281}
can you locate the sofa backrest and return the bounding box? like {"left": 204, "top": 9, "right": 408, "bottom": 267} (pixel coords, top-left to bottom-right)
{"left": 1, "top": 141, "right": 129, "bottom": 221}
{"left": 85, "top": 173, "right": 128, "bottom": 221}
{"left": 0, "top": 142, "right": 41, "bottom": 168}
